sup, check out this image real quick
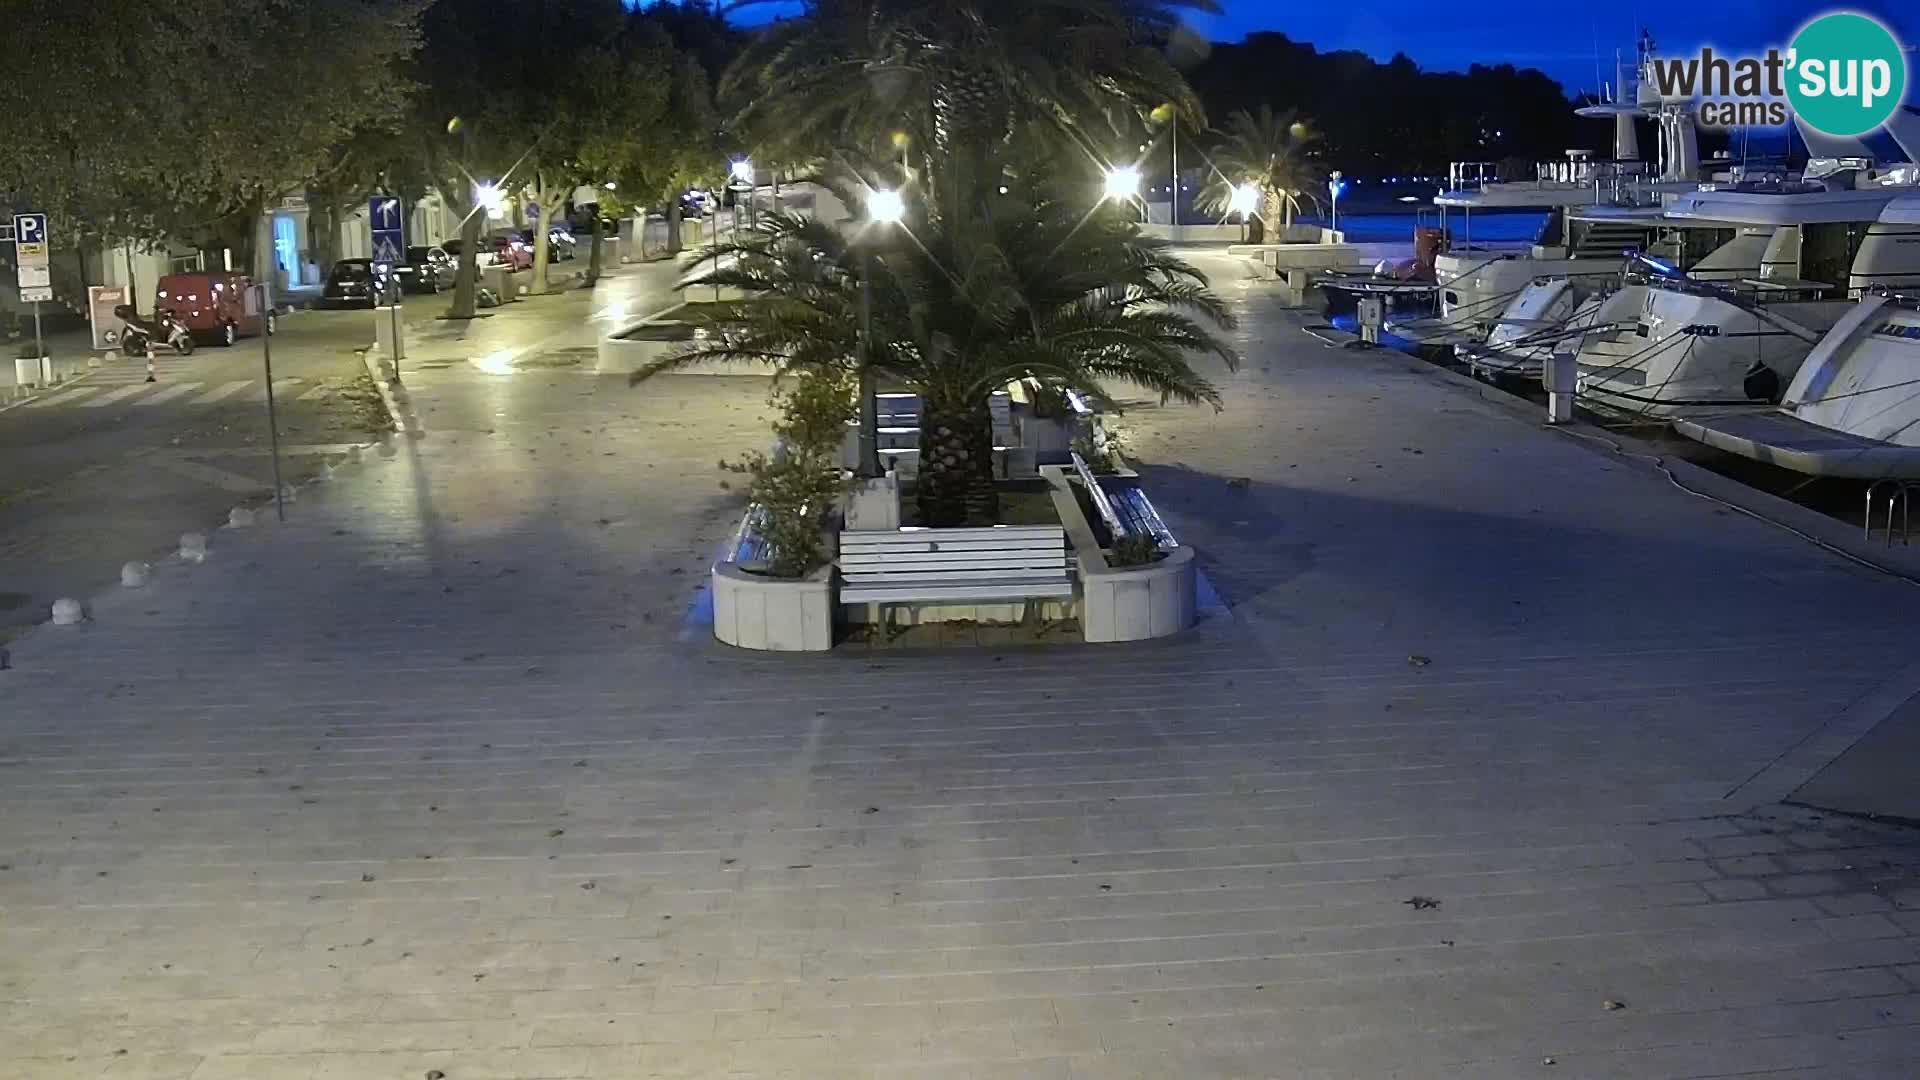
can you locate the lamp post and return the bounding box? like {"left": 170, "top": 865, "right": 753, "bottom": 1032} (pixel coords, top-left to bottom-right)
{"left": 730, "top": 159, "right": 755, "bottom": 231}
{"left": 1329, "top": 170, "right": 1345, "bottom": 237}
{"left": 857, "top": 189, "right": 905, "bottom": 478}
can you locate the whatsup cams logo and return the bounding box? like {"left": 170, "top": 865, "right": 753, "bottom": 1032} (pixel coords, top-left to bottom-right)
{"left": 1647, "top": 12, "right": 1908, "bottom": 135}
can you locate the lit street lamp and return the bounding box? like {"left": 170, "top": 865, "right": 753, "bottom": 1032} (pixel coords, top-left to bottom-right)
{"left": 1228, "top": 183, "right": 1259, "bottom": 242}
{"left": 857, "top": 188, "right": 904, "bottom": 477}
{"left": 1329, "top": 170, "right": 1346, "bottom": 236}
{"left": 1103, "top": 165, "right": 1141, "bottom": 202}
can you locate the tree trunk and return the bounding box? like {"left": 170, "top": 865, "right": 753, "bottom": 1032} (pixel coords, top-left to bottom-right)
{"left": 916, "top": 391, "right": 998, "bottom": 528}
{"left": 311, "top": 202, "right": 339, "bottom": 279}
{"left": 666, "top": 199, "right": 683, "bottom": 256}
{"left": 586, "top": 214, "right": 603, "bottom": 284}
{"left": 445, "top": 208, "right": 484, "bottom": 320}
{"left": 529, "top": 183, "right": 557, "bottom": 295}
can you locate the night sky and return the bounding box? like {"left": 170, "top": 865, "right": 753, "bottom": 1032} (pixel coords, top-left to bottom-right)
{"left": 1188, "top": 0, "right": 1915, "bottom": 98}
{"left": 728, "top": 1, "right": 1918, "bottom": 101}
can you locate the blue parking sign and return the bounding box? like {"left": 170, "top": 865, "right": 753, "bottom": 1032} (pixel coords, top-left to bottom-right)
{"left": 13, "top": 213, "right": 47, "bottom": 245}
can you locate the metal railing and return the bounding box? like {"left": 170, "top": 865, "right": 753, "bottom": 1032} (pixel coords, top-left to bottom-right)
{"left": 1865, "top": 479, "right": 1916, "bottom": 547}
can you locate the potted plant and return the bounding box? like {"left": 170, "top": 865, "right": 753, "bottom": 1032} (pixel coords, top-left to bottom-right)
{"left": 709, "top": 371, "right": 856, "bottom": 650}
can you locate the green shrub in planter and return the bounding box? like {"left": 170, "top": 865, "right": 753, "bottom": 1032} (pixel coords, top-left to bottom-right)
{"left": 728, "top": 371, "right": 857, "bottom": 578}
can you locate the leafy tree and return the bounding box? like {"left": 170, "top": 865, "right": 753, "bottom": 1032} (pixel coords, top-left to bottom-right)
{"left": 635, "top": 159, "right": 1237, "bottom": 527}
{"left": 0, "top": 0, "right": 421, "bottom": 275}
{"left": 1196, "top": 105, "right": 1323, "bottom": 236}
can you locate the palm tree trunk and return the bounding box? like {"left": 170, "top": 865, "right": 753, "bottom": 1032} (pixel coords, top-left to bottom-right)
{"left": 916, "top": 390, "right": 997, "bottom": 528}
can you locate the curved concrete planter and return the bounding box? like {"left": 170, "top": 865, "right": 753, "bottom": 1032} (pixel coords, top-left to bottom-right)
{"left": 712, "top": 562, "right": 834, "bottom": 652}
{"left": 1078, "top": 546, "right": 1197, "bottom": 643}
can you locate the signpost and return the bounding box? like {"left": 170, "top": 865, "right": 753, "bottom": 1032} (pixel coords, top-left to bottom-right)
{"left": 368, "top": 197, "right": 405, "bottom": 383}
{"left": 368, "top": 196, "right": 405, "bottom": 266}
{"left": 13, "top": 213, "right": 51, "bottom": 363}
{"left": 255, "top": 281, "right": 287, "bottom": 522}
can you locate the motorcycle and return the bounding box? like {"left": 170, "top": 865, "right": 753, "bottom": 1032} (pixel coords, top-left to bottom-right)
{"left": 114, "top": 304, "right": 195, "bottom": 357}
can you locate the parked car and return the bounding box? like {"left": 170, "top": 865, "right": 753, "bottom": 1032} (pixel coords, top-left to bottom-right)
{"left": 317, "top": 259, "right": 394, "bottom": 309}
{"left": 488, "top": 234, "right": 535, "bottom": 271}
{"left": 154, "top": 270, "right": 269, "bottom": 346}
{"left": 514, "top": 227, "right": 575, "bottom": 261}
{"left": 396, "top": 245, "right": 454, "bottom": 293}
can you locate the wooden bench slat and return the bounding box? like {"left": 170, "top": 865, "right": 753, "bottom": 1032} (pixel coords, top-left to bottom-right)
{"left": 845, "top": 567, "right": 1067, "bottom": 584}
{"left": 841, "top": 551, "right": 1066, "bottom": 567}
{"left": 841, "top": 537, "right": 1065, "bottom": 553}
{"left": 841, "top": 581, "right": 1075, "bottom": 602}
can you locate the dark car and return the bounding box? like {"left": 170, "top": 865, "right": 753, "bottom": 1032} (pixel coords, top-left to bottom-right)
{"left": 396, "top": 245, "right": 454, "bottom": 294}
{"left": 317, "top": 259, "right": 393, "bottom": 309}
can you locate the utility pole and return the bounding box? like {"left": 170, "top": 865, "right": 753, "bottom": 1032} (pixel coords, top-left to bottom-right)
{"left": 1170, "top": 121, "right": 1179, "bottom": 237}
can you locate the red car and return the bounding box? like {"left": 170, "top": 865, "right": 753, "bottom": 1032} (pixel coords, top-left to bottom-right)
{"left": 155, "top": 271, "right": 271, "bottom": 346}
{"left": 488, "top": 235, "right": 534, "bottom": 271}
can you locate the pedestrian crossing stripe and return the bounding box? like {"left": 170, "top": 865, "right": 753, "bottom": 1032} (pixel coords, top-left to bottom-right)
{"left": 26, "top": 386, "right": 100, "bottom": 407}
{"left": 135, "top": 382, "right": 204, "bottom": 406}
{"left": 191, "top": 381, "right": 253, "bottom": 405}
{"left": 13, "top": 377, "right": 317, "bottom": 410}
{"left": 81, "top": 384, "right": 151, "bottom": 407}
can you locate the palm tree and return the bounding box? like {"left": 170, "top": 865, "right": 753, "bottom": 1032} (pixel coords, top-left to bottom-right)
{"left": 724, "top": 0, "right": 1217, "bottom": 177}
{"left": 632, "top": 162, "right": 1238, "bottom": 528}
{"left": 1197, "top": 105, "right": 1323, "bottom": 239}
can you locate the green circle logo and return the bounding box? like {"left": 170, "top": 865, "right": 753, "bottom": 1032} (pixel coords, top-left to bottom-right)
{"left": 1786, "top": 13, "right": 1907, "bottom": 137}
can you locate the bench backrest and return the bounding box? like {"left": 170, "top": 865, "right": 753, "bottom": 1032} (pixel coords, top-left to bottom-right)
{"left": 841, "top": 526, "right": 1069, "bottom": 582}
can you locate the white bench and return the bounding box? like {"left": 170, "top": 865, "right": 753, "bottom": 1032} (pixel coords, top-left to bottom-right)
{"left": 839, "top": 526, "right": 1075, "bottom": 626}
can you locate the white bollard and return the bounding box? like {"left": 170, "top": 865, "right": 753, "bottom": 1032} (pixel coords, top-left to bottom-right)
{"left": 120, "top": 561, "right": 151, "bottom": 588}
{"left": 228, "top": 507, "right": 256, "bottom": 528}
{"left": 276, "top": 485, "right": 297, "bottom": 504}
{"left": 179, "top": 532, "right": 208, "bottom": 563}
{"left": 1545, "top": 351, "right": 1577, "bottom": 425}
{"left": 316, "top": 462, "right": 334, "bottom": 482}
{"left": 50, "top": 598, "right": 84, "bottom": 625}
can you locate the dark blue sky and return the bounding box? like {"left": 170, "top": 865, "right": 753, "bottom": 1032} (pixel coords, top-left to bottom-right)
{"left": 730, "top": 2, "right": 1915, "bottom": 99}
{"left": 1189, "top": 1, "right": 1914, "bottom": 96}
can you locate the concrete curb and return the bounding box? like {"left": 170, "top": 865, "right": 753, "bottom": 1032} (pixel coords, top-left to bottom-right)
{"left": 0, "top": 357, "right": 105, "bottom": 415}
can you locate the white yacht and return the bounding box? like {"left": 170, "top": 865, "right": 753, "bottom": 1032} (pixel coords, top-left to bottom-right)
{"left": 1418, "top": 40, "right": 1713, "bottom": 340}
{"left": 1672, "top": 196, "right": 1920, "bottom": 477}
{"left": 1574, "top": 162, "right": 1920, "bottom": 420}
{"left": 1461, "top": 210, "right": 1775, "bottom": 379}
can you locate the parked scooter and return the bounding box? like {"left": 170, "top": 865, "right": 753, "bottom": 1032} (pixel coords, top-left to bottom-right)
{"left": 114, "top": 304, "right": 195, "bottom": 356}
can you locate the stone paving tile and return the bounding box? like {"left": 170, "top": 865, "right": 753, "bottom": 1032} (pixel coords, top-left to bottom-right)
{"left": 5, "top": 263, "right": 1920, "bottom": 1078}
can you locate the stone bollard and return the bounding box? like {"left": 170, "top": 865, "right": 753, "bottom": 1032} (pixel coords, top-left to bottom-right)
{"left": 179, "top": 533, "right": 209, "bottom": 563}
{"left": 51, "top": 598, "right": 84, "bottom": 625}
{"left": 229, "top": 507, "right": 255, "bottom": 528}
{"left": 347, "top": 446, "right": 364, "bottom": 463}
{"left": 276, "top": 485, "right": 298, "bottom": 504}
{"left": 316, "top": 462, "right": 334, "bottom": 482}
{"left": 120, "top": 561, "right": 151, "bottom": 588}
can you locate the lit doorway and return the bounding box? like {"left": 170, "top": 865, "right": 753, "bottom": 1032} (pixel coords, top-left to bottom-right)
{"left": 272, "top": 214, "right": 300, "bottom": 284}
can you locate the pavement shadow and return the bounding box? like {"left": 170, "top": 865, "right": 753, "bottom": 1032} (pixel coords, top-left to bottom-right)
{"left": 1131, "top": 461, "right": 1917, "bottom": 643}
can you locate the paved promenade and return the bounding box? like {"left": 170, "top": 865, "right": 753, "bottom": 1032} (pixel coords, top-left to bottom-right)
{"left": 3, "top": 253, "right": 1920, "bottom": 1079}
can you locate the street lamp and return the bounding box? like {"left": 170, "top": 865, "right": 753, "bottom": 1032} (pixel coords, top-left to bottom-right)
{"left": 1329, "top": 170, "right": 1346, "bottom": 236}
{"left": 856, "top": 188, "right": 904, "bottom": 478}
{"left": 867, "top": 188, "right": 905, "bottom": 226}
{"left": 1103, "top": 165, "right": 1141, "bottom": 202}
{"left": 1228, "top": 183, "right": 1259, "bottom": 242}
{"left": 729, "top": 159, "right": 755, "bottom": 231}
